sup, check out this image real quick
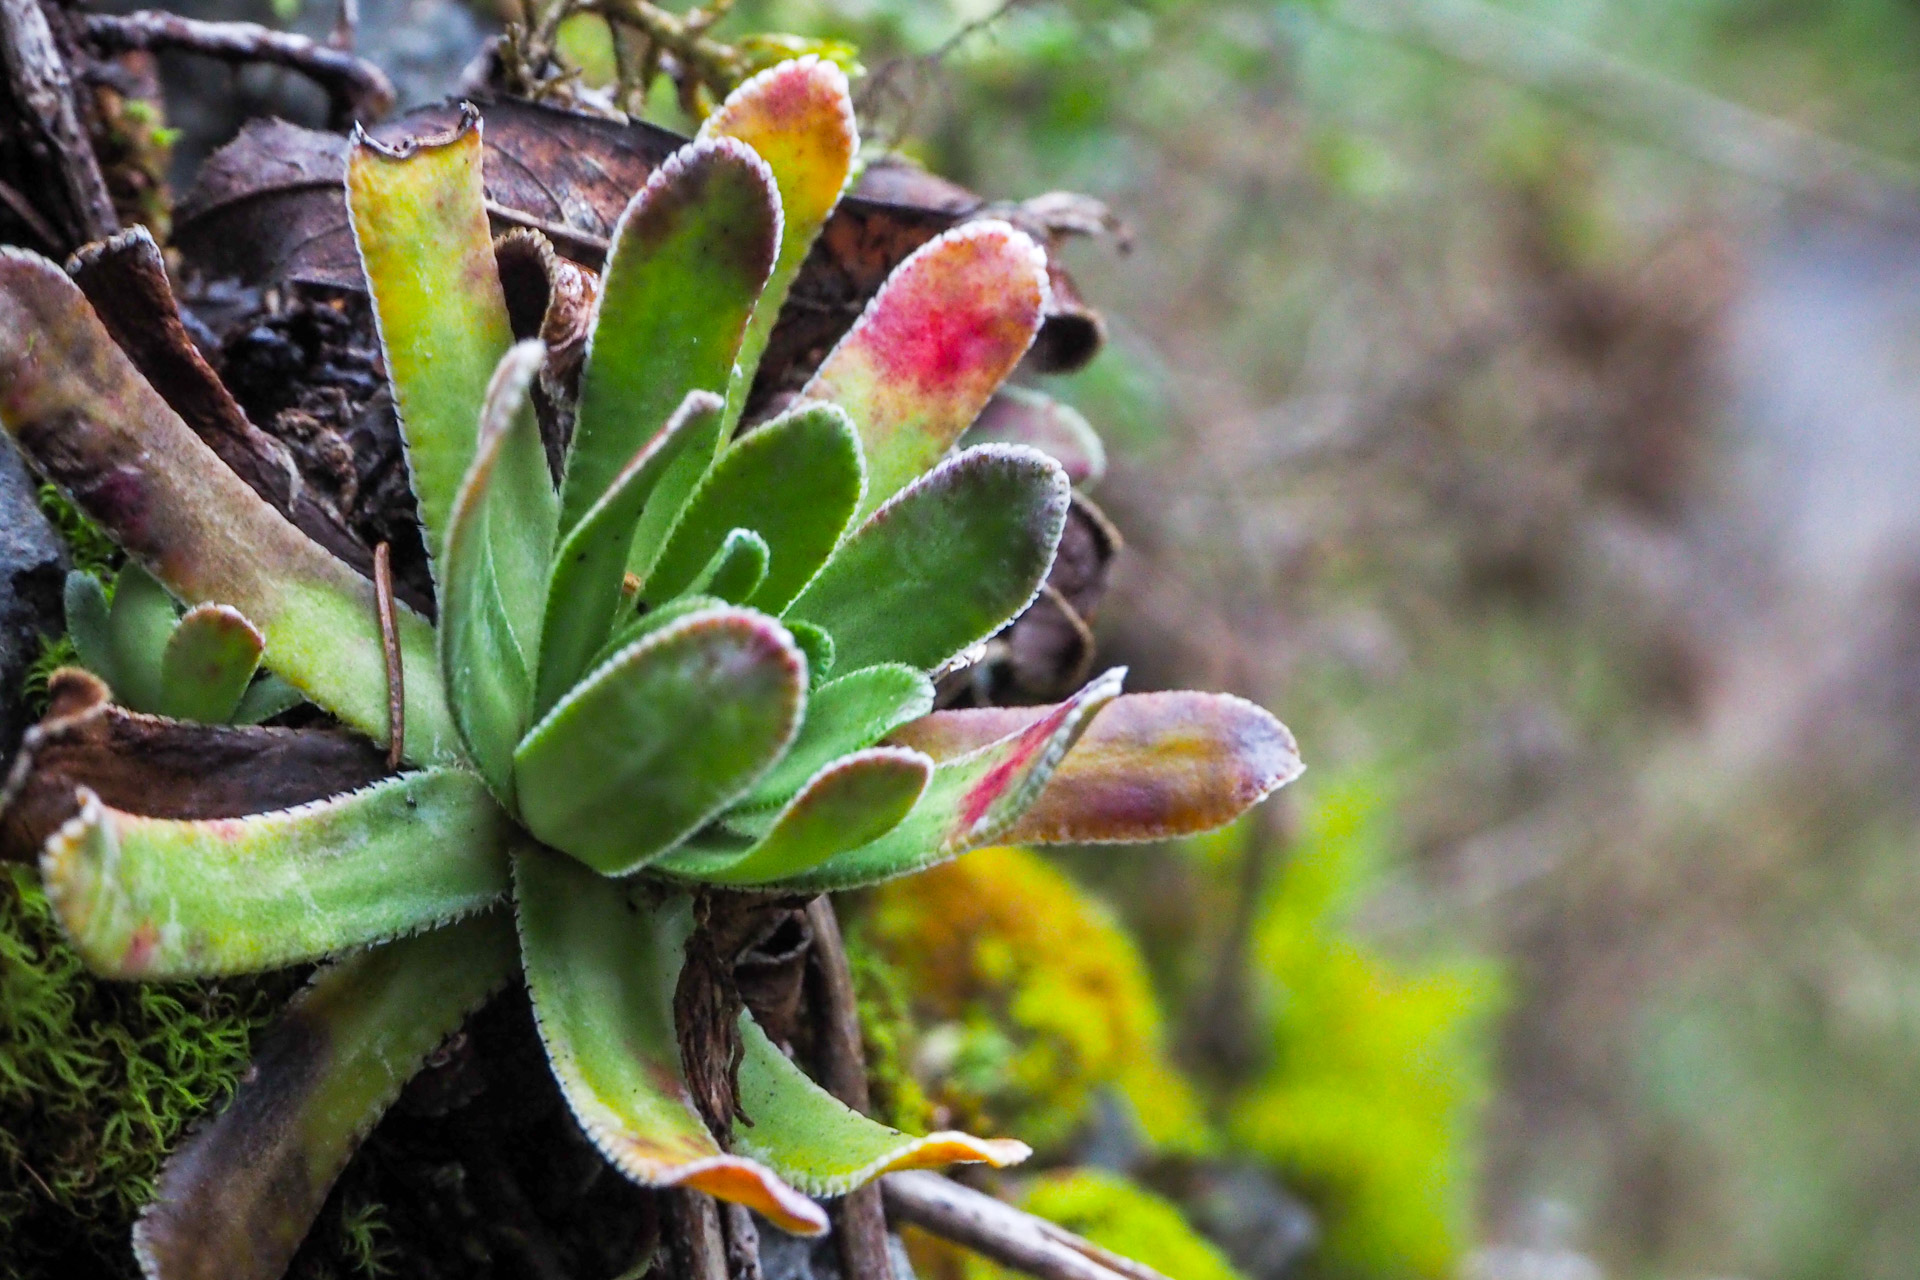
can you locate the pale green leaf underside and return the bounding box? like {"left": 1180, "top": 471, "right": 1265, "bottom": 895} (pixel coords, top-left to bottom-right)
{"left": 513, "top": 851, "right": 829, "bottom": 1234}
{"left": 731, "top": 1013, "right": 1028, "bottom": 1196}
{"left": 105, "top": 563, "right": 174, "bottom": 713}
{"left": 787, "top": 445, "right": 1070, "bottom": 675}
{"left": 134, "top": 913, "right": 519, "bottom": 1280}
{"left": 514, "top": 607, "right": 805, "bottom": 875}
{"left": 64, "top": 570, "right": 114, "bottom": 689}
{"left": 41, "top": 770, "right": 513, "bottom": 979}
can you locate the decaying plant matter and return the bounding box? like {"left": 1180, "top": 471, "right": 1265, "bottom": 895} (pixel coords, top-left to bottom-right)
{"left": 0, "top": 56, "right": 1299, "bottom": 1280}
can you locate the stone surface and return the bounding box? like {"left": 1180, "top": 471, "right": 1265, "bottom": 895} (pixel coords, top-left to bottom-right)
{"left": 0, "top": 434, "right": 67, "bottom": 756}
{"left": 759, "top": 1221, "right": 917, "bottom": 1280}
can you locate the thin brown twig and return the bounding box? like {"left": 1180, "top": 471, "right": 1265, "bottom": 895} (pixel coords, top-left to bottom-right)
{"left": 0, "top": 175, "right": 63, "bottom": 251}
{"left": 881, "top": 1172, "right": 1173, "bottom": 1280}
{"left": 0, "top": 0, "right": 118, "bottom": 247}
{"left": 484, "top": 199, "right": 611, "bottom": 260}
{"left": 373, "top": 541, "right": 404, "bottom": 770}
{"left": 82, "top": 10, "right": 394, "bottom": 125}
{"left": 854, "top": 0, "right": 1030, "bottom": 149}
{"left": 803, "top": 898, "right": 894, "bottom": 1280}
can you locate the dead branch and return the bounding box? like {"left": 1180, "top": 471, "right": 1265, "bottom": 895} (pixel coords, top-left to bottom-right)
{"left": 0, "top": 0, "right": 117, "bottom": 248}
{"left": 82, "top": 10, "right": 394, "bottom": 126}
{"left": 666, "top": 1190, "right": 730, "bottom": 1280}
{"left": 1331, "top": 0, "right": 1920, "bottom": 223}
{"left": 881, "top": 1172, "right": 1173, "bottom": 1280}
{"left": 804, "top": 897, "right": 895, "bottom": 1280}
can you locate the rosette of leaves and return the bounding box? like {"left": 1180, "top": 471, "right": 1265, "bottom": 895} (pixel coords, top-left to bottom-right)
{"left": 0, "top": 59, "right": 1300, "bottom": 1280}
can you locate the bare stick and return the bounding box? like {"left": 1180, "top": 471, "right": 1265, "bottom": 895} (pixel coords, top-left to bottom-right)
{"left": 484, "top": 200, "right": 611, "bottom": 261}
{"left": 803, "top": 897, "right": 894, "bottom": 1280}
{"left": 666, "top": 1189, "right": 729, "bottom": 1280}
{"left": 373, "top": 541, "right": 403, "bottom": 770}
{"left": 0, "top": 176, "right": 61, "bottom": 251}
{"left": 882, "top": 1172, "right": 1172, "bottom": 1280}
{"left": 1330, "top": 0, "right": 1920, "bottom": 223}
{"left": 0, "top": 0, "right": 118, "bottom": 247}
{"left": 82, "top": 10, "right": 394, "bottom": 125}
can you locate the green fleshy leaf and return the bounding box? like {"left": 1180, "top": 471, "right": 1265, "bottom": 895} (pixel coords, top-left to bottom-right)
{"left": 641, "top": 401, "right": 864, "bottom": 614}
{"left": 134, "top": 913, "right": 518, "bottom": 1280}
{"left": 960, "top": 385, "right": 1107, "bottom": 488}
{"left": 105, "top": 562, "right": 175, "bottom": 712}
{"left": 781, "top": 668, "right": 1124, "bottom": 891}
{"left": 560, "top": 138, "right": 779, "bottom": 540}
{"left": 891, "top": 691, "right": 1304, "bottom": 844}
{"left": 657, "top": 746, "right": 930, "bottom": 885}
{"left": 740, "top": 662, "right": 931, "bottom": 809}
{"left": 41, "top": 770, "right": 513, "bottom": 979}
{"left": 585, "top": 593, "right": 724, "bottom": 675}
{"left": 789, "top": 622, "right": 835, "bottom": 685}
{"left": 232, "top": 673, "right": 306, "bottom": 725}
{"left": 63, "top": 569, "right": 114, "bottom": 688}
{"left": 802, "top": 221, "right": 1049, "bottom": 515}
{"left": 0, "top": 249, "right": 460, "bottom": 764}
{"left": 685, "top": 528, "right": 770, "bottom": 604}
{"left": 698, "top": 57, "right": 859, "bottom": 432}
{"left": 347, "top": 113, "right": 514, "bottom": 576}
{"left": 440, "top": 342, "right": 558, "bottom": 804}
{"left": 512, "top": 849, "right": 829, "bottom": 1234}
{"left": 536, "top": 391, "right": 721, "bottom": 717}
{"left": 787, "top": 445, "right": 1069, "bottom": 674}
{"left": 157, "top": 604, "right": 264, "bottom": 723}
{"left": 514, "top": 607, "right": 806, "bottom": 875}
{"left": 731, "top": 1013, "right": 1027, "bottom": 1195}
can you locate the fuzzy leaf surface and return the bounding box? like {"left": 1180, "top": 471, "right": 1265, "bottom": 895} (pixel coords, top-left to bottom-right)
{"left": 740, "top": 662, "right": 931, "bottom": 809}
{"left": 731, "top": 1013, "right": 1028, "bottom": 1194}
{"left": 157, "top": 604, "right": 264, "bottom": 723}
{"left": 0, "top": 250, "right": 459, "bottom": 763}
{"left": 890, "top": 691, "right": 1304, "bottom": 843}
{"left": 537, "top": 391, "right": 720, "bottom": 715}
{"left": 105, "top": 563, "right": 175, "bottom": 712}
{"left": 64, "top": 571, "right": 114, "bottom": 688}
{"left": 134, "top": 913, "right": 518, "bottom": 1280}
{"left": 347, "top": 115, "right": 514, "bottom": 573}
{"left": 780, "top": 669, "right": 1123, "bottom": 891}
{"left": 41, "top": 770, "right": 512, "bottom": 979}
{"left": 440, "top": 342, "right": 557, "bottom": 802}
{"left": 657, "top": 746, "right": 930, "bottom": 885}
{"left": 560, "top": 138, "right": 778, "bottom": 538}
{"left": 699, "top": 56, "right": 858, "bottom": 428}
{"left": 686, "top": 528, "right": 770, "bottom": 604}
{"left": 787, "top": 445, "right": 1069, "bottom": 674}
{"left": 514, "top": 608, "right": 805, "bottom": 874}
{"left": 513, "top": 850, "right": 829, "bottom": 1233}
{"left": 642, "top": 401, "right": 864, "bottom": 613}
{"left": 802, "top": 221, "right": 1049, "bottom": 514}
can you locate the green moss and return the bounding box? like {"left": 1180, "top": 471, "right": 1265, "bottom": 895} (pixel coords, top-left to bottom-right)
{"left": 36, "top": 483, "right": 118, "bottom": 581}
{"left": 1227, "top": 781, "right": 1505, "bottom": 1279}
{"left": 0, "top": 865, "right": 291, "bottom": 1278}
{"left": 844, "top": 922, "right": 938, "bottom": 1135}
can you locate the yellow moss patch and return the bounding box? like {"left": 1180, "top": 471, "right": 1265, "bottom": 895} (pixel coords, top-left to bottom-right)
{"left": 863, "top": 846, "right": 1208, "bottom": 1156}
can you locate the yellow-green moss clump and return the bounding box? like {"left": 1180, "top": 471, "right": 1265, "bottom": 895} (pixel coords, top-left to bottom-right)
{"left": 906, "top": 1168, "right": 1244, "bottom": 1280}
{"left": 0, "top": 866, "right": 287, "bottom": 1279}
{"left": 859, "top": 845, "right": 1207, "bottom": 1156}
{"left": 1229, "top": 779, "right": 1504, "bottom": 1278}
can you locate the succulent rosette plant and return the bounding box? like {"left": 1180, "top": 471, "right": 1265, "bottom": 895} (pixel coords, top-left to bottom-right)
{"left": 0, "top": 58, "right": 1300, "bottom": 1280}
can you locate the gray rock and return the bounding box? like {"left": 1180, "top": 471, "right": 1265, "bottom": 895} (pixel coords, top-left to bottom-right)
{"left": 758, "top": 1220, "right": 918, "bottom": 1280}
{"left": 0, "top": 435, "right": 67, "bottom": 755}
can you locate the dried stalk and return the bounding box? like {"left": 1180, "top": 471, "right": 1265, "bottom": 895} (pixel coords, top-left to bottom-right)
{"left": 82, "top": 10, "right": 394, "bottom": 126}
{"left": 804, "top": 896, "right": 894, "bottom": 1280}
{"left": 0, "top": 0, "right": 117, "bottom": 248}
{"left": 882, "top": 1172, "right": 1173, "bottom": 1280}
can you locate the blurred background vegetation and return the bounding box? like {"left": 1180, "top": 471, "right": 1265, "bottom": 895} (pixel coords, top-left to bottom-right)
{"left": 104, "top": 0, "right": 1920, "bottom": 1275}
